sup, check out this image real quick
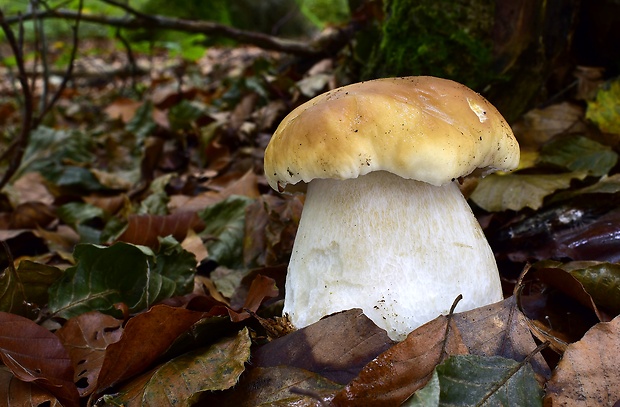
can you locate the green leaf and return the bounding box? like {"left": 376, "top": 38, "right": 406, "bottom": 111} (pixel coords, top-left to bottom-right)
{"left": 57, "top": 202, "right": 105, "bottom": 227}
{"left": 15, "top": 126, "right": 93, "bottom": 180}
{"left": 404, "top": 370, "right": 440, "bottom": 406}
{"left": 550, "top": 173, "right": 620, "bottom": 203}
{"left": 168, "top": 100, "right": 206, "bottom": 131}
{"left": 538, "top": 134, "right": 618, "bottom": 176}
{"left": 199, "top": 195, "right": 254, "bottom": 269}
{"left": 433, "top": 355, "right": 543, "bottom": 406}
{"left": 561, "top": 261, "right": 620, "bottom": 314}
{"left": 154, "top": 236, "right": 197, "bottom": 296}
{"left": 471, "top": 172, "right": 587, "bottom": 212}
{"left": 126, "top": 101, "right": 156, "bottom": 141}
{"left": 0, "top": 261, "right": 63, "bottom": 318}
{"left": 586, "top": 79, "right": 620, "bottom": 135}
{"left": 108, "top": 327, "right": 251, "bottom": 406}
{"left": 47, "top": 242, "right": 196, "bottom": 319}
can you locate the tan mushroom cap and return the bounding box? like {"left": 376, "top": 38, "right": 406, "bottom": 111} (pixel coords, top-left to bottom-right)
{"left": 264, "top": 76, "right": 519, "bottom": 192}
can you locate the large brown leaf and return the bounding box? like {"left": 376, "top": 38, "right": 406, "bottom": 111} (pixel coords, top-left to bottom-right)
{"left": 0, "top": 312, "right": 80, "bottom": 407}
{"left": 332, "top": 313, "right": 468, "bottom": 406}
{"left": 56, "top": 312, "right": 124, "bottom": 396}
{"left": 118, "top": 211, "right": 205, "bottom": 249}
{"left": 253, "top": 309, "right": 395, "bottom": 385}
{"left": 453, "top": 297, "right": 551, "bottom": 380}
{"left": 545, "top": 315, "right": 620, "bottom": 406}
{"left": 93, "top": 305, "right": 208, "bottom": 393}
{"left": 0, "top": 367, "right": 62, "bottom": 407}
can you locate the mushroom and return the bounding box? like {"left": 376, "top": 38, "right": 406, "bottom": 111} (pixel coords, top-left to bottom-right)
{"left": 263, "top": 76, "right": 520, "bottom": 341}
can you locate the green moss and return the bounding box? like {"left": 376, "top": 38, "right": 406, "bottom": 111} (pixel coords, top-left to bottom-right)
{"left": 361, "top": 0, "right": 498, "bottom": 90}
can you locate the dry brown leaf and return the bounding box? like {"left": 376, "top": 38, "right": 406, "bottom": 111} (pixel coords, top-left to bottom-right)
{"left": 56, "top": 312, "right": 124, "bottom": 396}
{"left": 253, "top": 309, "right": 395, "bottom": 385}
{"left": 332, "top": 313, "right": 468, "bottom": 406}
{"left": 512, "top": 102, "right": 586, "bottom": 149}
{"left": 11, "top": 172, "right": 55, "bottom": 205}
{"left": 94, "top": 305, "right": 208, "bottom": 393}
{"left": 0, "top": 368, "right": 62, "bottom": 407}
{"left": 545, "top": 315, "right": 620, "bottom": 406}
{"left": 453, "top": 297, "right": 551, "bottom": 380}
{"left": 182, "top": 229, "right": 209, "bottom": 264}
{"left": 169, "top": 169, "right": 259, "bottom": 212}
{"left": 118, "top": 211, "right": 205, "bottom": 249}
{"left": 103, "top": 98, "right": 143, "bottom": 123}
{"left": 201, "top": 365, "right": 341, "bottom": 406}
{"left": 0, "top": 312, "right": 80, "bottom": 407}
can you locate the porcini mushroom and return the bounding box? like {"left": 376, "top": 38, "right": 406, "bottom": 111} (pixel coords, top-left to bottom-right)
{"left": 264, "top": 76, "right": 520, "bottom": 341}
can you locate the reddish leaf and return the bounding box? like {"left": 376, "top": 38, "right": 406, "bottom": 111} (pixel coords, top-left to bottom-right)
{"left": 332, "top": 313, "right": 468, "bottom": 406}
{"left": 253, "top": 309, "right": 395, "bottom": 385}
{"left": 0, "top": 368, "right": 62, "bottom": 407}
{"left": 94, "top": 305, "right": 208, "bottom": 393}
{"left": 545, "top": 316, "right": 620, "bottom": 406}
{"left": 118, "top": 211, "right": 205, "bottom": 248}
{"left": 0, "top": 312, "right": 80, "bottom": 407}
{"left": 228, "top": 274, "right": 279, "bottom": 322}
{"left": 56, "top": 312, "right": 124, "bottom": 396}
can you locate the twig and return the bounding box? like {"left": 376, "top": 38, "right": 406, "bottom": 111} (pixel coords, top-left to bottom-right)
{"left": 34, "top": 0, "right": 83, "bottom": 125}
{"left": 0, "top": 10, "right": 34, "bottom": 189}
{"left": 3, "top": 8, "right": 356, "bottom": 57}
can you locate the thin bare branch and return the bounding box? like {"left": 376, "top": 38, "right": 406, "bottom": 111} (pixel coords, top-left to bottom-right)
{"left": 34, "top": 0, "right": 84, "bottom": 125}
{"left": 0, "top": 10, "right": 34, "bottom": 189}
{"left": 2, "top": 8, "right": 356, "bottom": 57}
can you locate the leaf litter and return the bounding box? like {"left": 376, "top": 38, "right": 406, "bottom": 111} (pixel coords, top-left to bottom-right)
{"left": 0, "top": 21, "right": 619, "bottom": 407}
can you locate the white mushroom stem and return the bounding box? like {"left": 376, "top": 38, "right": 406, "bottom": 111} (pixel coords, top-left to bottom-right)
{"left": 283, "top": 170, "right": 503, "bottom": 341}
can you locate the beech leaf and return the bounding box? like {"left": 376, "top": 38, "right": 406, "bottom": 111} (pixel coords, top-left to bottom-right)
{"left": 332, "top": 313, "right": 468, "bottom": 406}
{"left": 94, "top": 305, "right": 208, "bottom": 392}
{"left": 470, "top": 171, "right": 587, "bottom": 212}
{"left": 0, "top": 312, "right": 80, "bottom": 407}
{"left": 538, "top": 134, "right": 618, "bottom": 176}
{"left": 47, "top": 241, "right": 195, "bottom": 319}
{"left": 199, "top": 195, "right": 254, "bottom": 269}
{"left": 0, "top": 367, "right": 63, "bottom": 407}
{"left": 107, "top": 327, "right": 251, "bottom": 406}
{"left": 56, "top": 312, "right": 124, "bottom": 396}
{"left": 429, "top": 354, "right": 543, "bottom": 406}
{"left": 545, "top": 316, "right": 620, "bottom": 406}
{"left": 561, "top": 261, "right": 620, "bottom": 314}
{"left": 0, "top": 260, "right": 62, "bottom": 318}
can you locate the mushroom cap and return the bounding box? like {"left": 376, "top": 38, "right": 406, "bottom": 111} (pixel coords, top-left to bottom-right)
{"left": 264, "top": 76, "right": 520, "bottom": 192}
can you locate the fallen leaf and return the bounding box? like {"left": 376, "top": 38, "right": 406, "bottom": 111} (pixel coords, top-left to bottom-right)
{"left": 453, "top": 297, "right": 551, "bottom": 380}
{"left": 253, "top": 309, "right": 395, "bottom": 385}
{"left": 94, "top": 305, "right": 208, "bottom": 393}
{"left": 545, "top": 315, "right": 620, "bottom": 406}
{"left": 109, "top": 327, "right": 252, "bottom": 406}
{"left": 332, "top": 312, "right": 468, "bottom": 406}
{"left": 0, "top": 260, "right": 62, "bottom": 318}
{"left": 104, "top": 98, "right": 144, "bottom": 123}
{"left": 0, "top": 312, "right": 80, "bottom": 407}
{"left": 118, "top": 211, "right": 205, "bottom": 249}
{"left": 227, "top": 274, "right": 279, "bottom": 322}
{"left": 538, "top": 134, "right": 618, "bottom": 177}
{"left": 512, "top": 102, "right": 586, "bottom": 149}
{"left": 55, "top": 312, "right": 124, "bottom": 396}
{"left": 202, "top": 365, "right": 341, "bottom": 406}
{"left": 420, "top": 354, "right": 543, "bottom": 406}
{"left": 471, "top": 171, "right": 588, "bottom": 212}
{"left": 0, "top": 367, "right": 62, "bottom": 407}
